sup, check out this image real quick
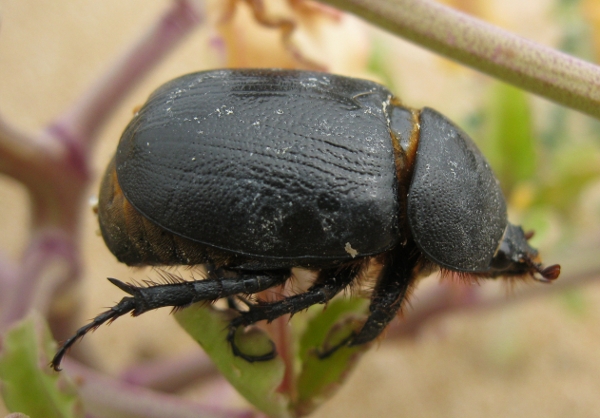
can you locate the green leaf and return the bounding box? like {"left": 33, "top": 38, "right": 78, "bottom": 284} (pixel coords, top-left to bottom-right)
{"left": 518, "top": 205, "right": 557, "bottom": 248}
{"left": 176, "top": 296, "right": 371, "bottom": 417}
{"left": 367, "top": 39, "right": 396, "bottom": 92}
{"left": 293, "top": 298, "right": 368, "bottom": 416}
{"left": 482, "top": 82, "right": 536, "bottom": 192}
{"left": 174, "top": 305, "right": 290, "bottom": 418}
{"left": 0, "top": 313, "right": 82, "bottom": 418}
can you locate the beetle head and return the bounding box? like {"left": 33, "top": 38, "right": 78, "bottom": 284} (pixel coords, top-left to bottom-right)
{"left": 489, "top": 223, "right": 560, "bottom": 282}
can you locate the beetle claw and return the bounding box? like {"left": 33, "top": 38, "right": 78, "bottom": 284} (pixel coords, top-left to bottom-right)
{"left": 226, "top": 321, "right": 277, "bottom": 362}
{"left": 107, "top": 277, "right": 136, "bottom": 295}
{"left": 314, "top": 332, "right": 356, "bottom": 359}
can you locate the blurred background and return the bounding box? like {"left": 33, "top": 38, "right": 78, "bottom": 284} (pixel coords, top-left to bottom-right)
{"left": 1, "top": 0, "right": 600, "bottom": 416}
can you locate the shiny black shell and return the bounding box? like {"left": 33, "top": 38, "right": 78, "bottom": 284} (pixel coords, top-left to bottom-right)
{"left": 115, "top": 69, "right": 400, "bottom": 262}
{"left": 407, "top": 108, "right": 507, "bottom": 272}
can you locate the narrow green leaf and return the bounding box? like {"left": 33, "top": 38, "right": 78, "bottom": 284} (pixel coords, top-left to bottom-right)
{"left": 518, "top": 206, "right": 556, "bottom": 248}
{"left": 0, "top": 313, "right": 82, "bottom": 418}
{"left": 483, "top": 82, "right": 536, "bottom": 192}
{"left": 367, "top": 39, "right": 396, "bottom": 92}
{"left": 174, "top": 305, "right": 290, "bottom": 418}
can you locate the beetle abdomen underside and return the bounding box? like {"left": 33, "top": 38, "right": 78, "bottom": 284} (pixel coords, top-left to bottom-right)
{"left": 407, "top": 108, "right": 507, "bottom": 272}
{"left": 115, "top": 70, "right": 401, "bottom": 261}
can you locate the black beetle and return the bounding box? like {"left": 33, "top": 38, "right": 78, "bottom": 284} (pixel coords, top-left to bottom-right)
{"left": 51, "top": 69, "right": 560, "bottom": 370}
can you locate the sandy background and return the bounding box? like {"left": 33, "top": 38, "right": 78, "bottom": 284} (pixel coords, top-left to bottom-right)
{"left": 1, "top": 0, "right": 600, "bottom": 417}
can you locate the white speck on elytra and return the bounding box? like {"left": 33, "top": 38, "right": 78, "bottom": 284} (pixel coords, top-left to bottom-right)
{"left": 345, "top": 242, "right": 358, "bottom": 258}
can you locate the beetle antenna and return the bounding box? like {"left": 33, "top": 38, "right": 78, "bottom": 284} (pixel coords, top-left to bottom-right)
{"left": 524, "top": 256, "right": 561, "bottom": 283}
{"left": 539, "top": 264, "right": 561, "bottom": 282}
{"left": 50, "top": 296, "right": 136, "bottom": 371}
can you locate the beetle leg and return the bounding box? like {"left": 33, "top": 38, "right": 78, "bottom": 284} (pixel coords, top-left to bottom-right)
{"left": 51, "top": 270, "right": 288, "bottom": 371}
{"left": 317, "top": 242, "right": 421, "bottom": 358}
{"left": 226, "top": 294, "right": 255, "bottom": 311}
{"left": 349, "top": 241, "right": 420, "bottom": 347}
{"left": 226, "top": 296, "right": 242, "bottom": 311}
{"left": 227, "top": 265, "right": 360, "bottom": 362}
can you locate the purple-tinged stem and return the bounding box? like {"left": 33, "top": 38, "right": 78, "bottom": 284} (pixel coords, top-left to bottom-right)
{"left": 62, "top": 358, "right": 256, "bottom": 418}
{"left": 120, "top": 350, "right": 218, "bottom": 393}
{"left": 0, "top": 230, "right": 79, "bottom": 332}
{"left": 55, "top": 0, "right": 203, "bottom": 147}
{"left": 0, "top": 0, "right": 204, "bottom": 339}
{"left": 0, "top": 250, "right": 18, "bottom": 308}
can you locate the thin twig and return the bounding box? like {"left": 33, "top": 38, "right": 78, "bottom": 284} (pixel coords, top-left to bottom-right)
{"left": 0, "top": 230, "right": 79, "bottom": 331}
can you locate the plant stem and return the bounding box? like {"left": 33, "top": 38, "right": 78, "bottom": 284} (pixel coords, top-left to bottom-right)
{"left": 56, "top": 0, "right": 203, "bottom": 144}
{"left": 62, "top": 358, "right": 256, "bottom": 418}
{"left": 319, "top": 0, "right": 600, "bottom": 119}
{"left": 0, "top": 0, "right": 204, "bottom": 346}
{"left": 119, "top": 351, "right": 217, "bottom": 393}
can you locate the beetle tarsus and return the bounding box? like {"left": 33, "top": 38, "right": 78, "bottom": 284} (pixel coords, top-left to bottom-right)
{"left": 51, "top": 297, "right": 137, "bottom": 371}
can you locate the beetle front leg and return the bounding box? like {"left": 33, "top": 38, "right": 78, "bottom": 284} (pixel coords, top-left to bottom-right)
{"left": 317, "top": 242, "right": 421, "bottom": 358}
{"left": 227, "top": 265, "right": 361, "bottom": 362}
{"left": 51, "top": 269, "right": 289, "bottom": 371}
{"left": 350, "top": 241, "right": 421, "bottom": 346}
